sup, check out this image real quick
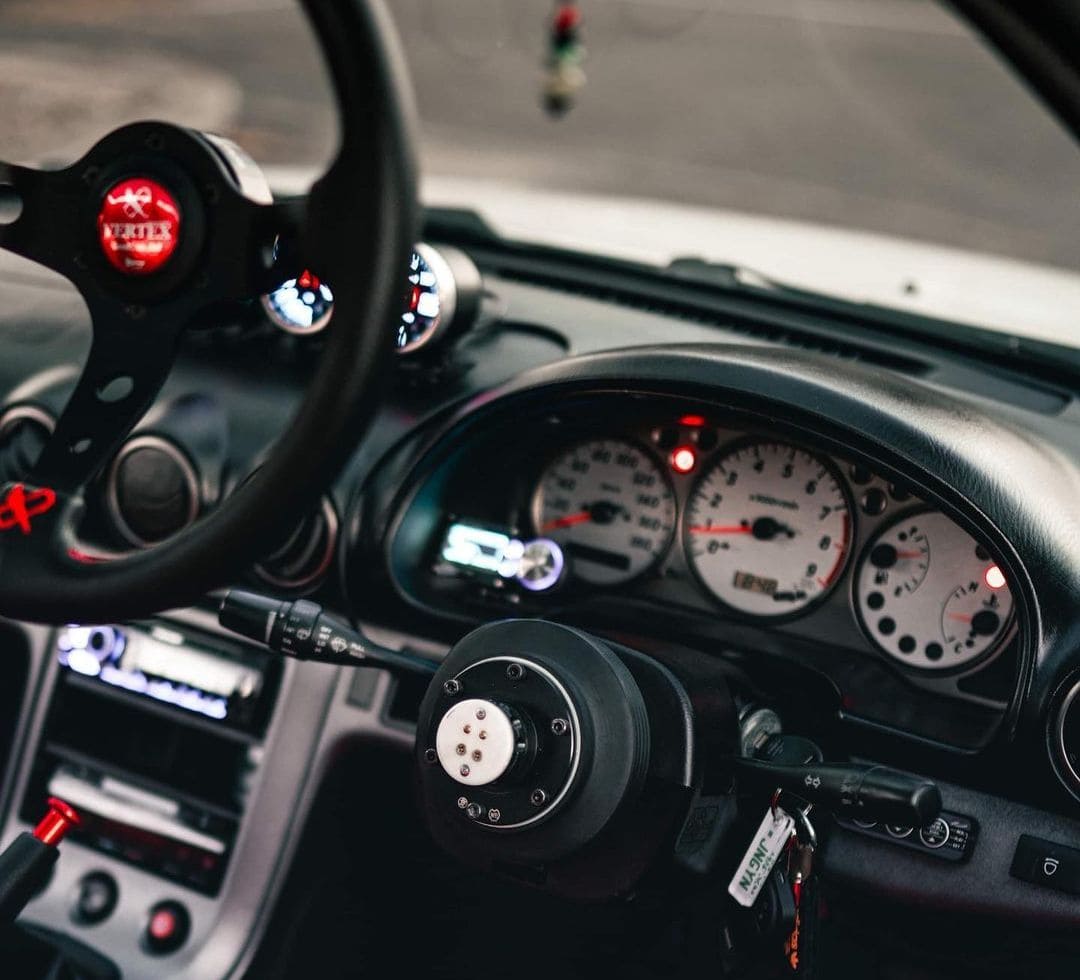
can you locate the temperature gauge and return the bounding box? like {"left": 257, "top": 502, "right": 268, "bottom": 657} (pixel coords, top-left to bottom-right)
{"left": 854, "top": 510, "right": 1013, "bottom": 670}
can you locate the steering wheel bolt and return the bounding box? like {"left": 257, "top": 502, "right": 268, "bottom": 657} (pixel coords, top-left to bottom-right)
{"left": 551, "top": 718, "right": 569, "bottom": 736}
{"left": 424, "top": 749, "right": 438, "bottom": 765}
{"left": 466, "top": 802, "right": 483, "bottom": 820}
{"left": 488, "top": 809, "right": 501, "bottom": 823}
{"left": 507, "top": 662, "right": 526, "bottom": 681}
{"left": 530, "top": 789, "right": 548, "bottom": 807}
{"left": 443, "top": 679, "right": 462, "bottom": 696}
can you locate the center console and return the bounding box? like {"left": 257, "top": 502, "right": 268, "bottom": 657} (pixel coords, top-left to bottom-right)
{"left": 20, "top": 623, "right": 280, "bottom": 899}
{"left": 0, "top": 607, "right": 398, "bottom": 980}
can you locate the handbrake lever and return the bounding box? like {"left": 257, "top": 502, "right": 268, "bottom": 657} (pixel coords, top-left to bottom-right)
{"left": 731, "top": 756, "right": 942, "bottom": 828}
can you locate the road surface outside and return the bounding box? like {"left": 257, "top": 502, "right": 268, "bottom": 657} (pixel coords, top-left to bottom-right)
{"left": 0, "top": 0, "right": 1077, "bottom": 271}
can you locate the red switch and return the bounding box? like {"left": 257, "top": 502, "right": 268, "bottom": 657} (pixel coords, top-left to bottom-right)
{"left": 144, "top": 900, "right": 190, "bottom": 954}
{"left": 32, "top": 798, "right": 80, "bottom": 847}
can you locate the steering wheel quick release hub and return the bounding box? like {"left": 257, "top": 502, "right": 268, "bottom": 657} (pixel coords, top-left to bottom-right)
{"left": 425, "top": 655, "right": 578, "bottom": 829}
{"left": 416, "top": 619, "right": 700, "bottom": 899}
{"left": 435, "top": 698, "right": 519, "bottom": 787}
{"left": 96, "top": 176, "right": 181, "bottom": 275}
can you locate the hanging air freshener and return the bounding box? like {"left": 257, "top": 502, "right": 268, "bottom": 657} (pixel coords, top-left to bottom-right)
{"left": 543, "top": 2, "right": 585, "bottom": 116}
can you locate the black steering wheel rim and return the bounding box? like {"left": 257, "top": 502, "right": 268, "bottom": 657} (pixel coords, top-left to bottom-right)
{"left": 0, "top": 0, "right": 418, "bottom": 623}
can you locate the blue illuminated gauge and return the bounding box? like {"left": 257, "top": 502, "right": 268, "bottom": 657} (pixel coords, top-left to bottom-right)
{"left": 398, "top": 243, "right": 457, "bottom": 354}
{"left": 261, "top": 269, "right": 334, "bottom": 335}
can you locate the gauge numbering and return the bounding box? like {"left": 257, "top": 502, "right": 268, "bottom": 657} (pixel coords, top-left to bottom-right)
{"left": 684, "top": 441, "right": 852, "bottom": 617}
{"left": 531, "top": 439, "right": 676, "bottom": 586}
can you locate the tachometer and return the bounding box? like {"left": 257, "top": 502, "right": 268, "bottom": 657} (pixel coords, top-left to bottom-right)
{"left": 854, "top": 510, "right": 1013, "bottom": 670}
{"left": 531, "top": 439, "right": 675, "bottom": 586}
{"left": 684, "top": 441, "right": 852, "bottom": 617}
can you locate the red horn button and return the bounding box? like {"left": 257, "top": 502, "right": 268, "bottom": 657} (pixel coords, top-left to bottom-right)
{"left": 96, "top": 177, "right": 181, "bottom": 275}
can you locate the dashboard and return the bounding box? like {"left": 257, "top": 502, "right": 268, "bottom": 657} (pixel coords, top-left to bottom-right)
{"left": 377, "top": 392, "right": 1020, "bottom": 750}
{"left": 3, "top": 220, "right": 1080, "bottom": 976}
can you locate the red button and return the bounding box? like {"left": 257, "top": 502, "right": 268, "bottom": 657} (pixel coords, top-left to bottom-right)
{"left": 144, "top": 900, "right": 190, "bottom": 954}
{"left": 96, "top": 177, "right": 181, "bottom": 275}
{"left": 149, "top": 909, "right": 175, "bottom": 941}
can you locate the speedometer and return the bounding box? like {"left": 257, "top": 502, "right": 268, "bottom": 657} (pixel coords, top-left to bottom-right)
{"left": 854, "top": 510, "right": 1013, "bottom": 670}
{"left": 684, "top": 441, "right": 852, "bottom": 617}
{"left": 531, "top": 439, "right": 675, "bottom": 586}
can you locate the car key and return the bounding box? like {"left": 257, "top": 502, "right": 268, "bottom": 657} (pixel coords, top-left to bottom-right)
{"left": 786, "top": 806, "right": 817, "bottom": 975}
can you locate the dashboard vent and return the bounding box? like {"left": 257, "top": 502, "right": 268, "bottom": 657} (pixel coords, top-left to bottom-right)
{"left": 1050, "top": 675, "right": 1080, "bottom": 803}
{"left": 490, "top": 266, "right": 930, "bottom": 376}
{"left": 254, "top": 496, "right": 338, "bottom": 592}
{"left": 0, "top": 404, "right": 54, "bottom": 484}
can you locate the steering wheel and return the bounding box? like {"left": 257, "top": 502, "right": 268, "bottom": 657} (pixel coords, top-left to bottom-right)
{"left": 0, "top": 1, "right": 417, "bottom": 624}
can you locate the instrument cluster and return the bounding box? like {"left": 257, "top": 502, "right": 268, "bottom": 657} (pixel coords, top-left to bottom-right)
{"left": 422, "top": 410, "right": 1016, "bottom": 681}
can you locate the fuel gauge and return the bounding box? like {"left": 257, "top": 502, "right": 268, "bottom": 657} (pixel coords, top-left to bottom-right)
{"left": 854, "top": 510, "right": 1013, "bottom": 670}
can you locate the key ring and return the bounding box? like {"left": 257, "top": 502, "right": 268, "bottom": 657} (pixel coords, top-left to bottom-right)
{"left": 791, "top": 805, "right": 818, "bottom": 850}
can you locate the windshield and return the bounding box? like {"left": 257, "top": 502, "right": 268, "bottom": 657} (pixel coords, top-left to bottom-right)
{"left": 2, "top": 0, "right": 1078, "bottom": 340}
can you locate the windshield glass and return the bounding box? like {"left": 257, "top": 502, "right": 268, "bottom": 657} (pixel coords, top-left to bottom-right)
{"left": 2, "top": 1, "right": 1078, "bottom": 341}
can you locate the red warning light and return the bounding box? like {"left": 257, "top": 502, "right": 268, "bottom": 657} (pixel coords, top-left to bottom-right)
{"left": 679, "top": 414, "right": 706, "bottom": 427}
{"left": 984, "top": 564, "right": 1006, "bottom": 590}
{"left": 671, "top": 446, "right": 697, "bottom": 474}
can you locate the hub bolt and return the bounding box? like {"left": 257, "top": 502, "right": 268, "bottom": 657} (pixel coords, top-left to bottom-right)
{"left": 423, "top": 748, "right": 437, "bottom": 764}
{"left": 551, "top": 718, "right": 570, "bottom": 736}
{"left": 457, "top": 797, "right": 468, "bottom": 809}
{"left": 443, "top": 679, "right": 462, "bottom": 696}
{"left": 489, "top": 809, "right": 502, "bottom": 823}
{"left": 530, "top": 788, "right": 548, "bottom": 807}
{"left": 466, "top": 802, "right": 483, "bottom": 820}
{"left": 507, "top": 663, "right": 526, "bottom": 681}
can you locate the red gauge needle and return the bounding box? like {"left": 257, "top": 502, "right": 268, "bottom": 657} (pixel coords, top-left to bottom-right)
{"left": 896, "top": 550, "right": 924, "bottom": 559}
{"left": 947, "top": 612, "right": 973, "bottom": 623}
{"left": 688, "top": 525, "right": 751, "bottom": 534}
{"left": 543, "top": 511, "right": 593, "bottom": 531}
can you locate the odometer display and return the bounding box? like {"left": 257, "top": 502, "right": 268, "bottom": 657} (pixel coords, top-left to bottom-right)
{"left": 531, "top": 439, "right": 675, "bottom": 586}
{"left": 685, "top": 441, "right": 852, "bottom": 617}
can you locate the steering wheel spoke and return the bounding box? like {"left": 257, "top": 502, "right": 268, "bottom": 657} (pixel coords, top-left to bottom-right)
{"left": 31, "top": 306, "right": 184, "bottom": 494}
{"left": 0, "top": 160, "right": 82, "bottom": 279}
{"left": 0, "top": 0, "right": 419, "bottom": 623}
{"left": 226, "top": 194, "right": 310, "bottom": 299}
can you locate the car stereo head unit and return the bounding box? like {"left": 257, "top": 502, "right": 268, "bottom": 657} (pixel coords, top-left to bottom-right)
{"left": 56, "top": 621, "right": 279, "bottom": 734}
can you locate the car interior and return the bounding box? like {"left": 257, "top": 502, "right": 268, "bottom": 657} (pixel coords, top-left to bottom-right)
{"left": 0, "top": 0, "right": 1078, "bottom": 977}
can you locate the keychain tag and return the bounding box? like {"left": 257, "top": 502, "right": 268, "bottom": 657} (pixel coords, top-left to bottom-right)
{"left": 727, "top": 805, "right": 795, "bottom": 908}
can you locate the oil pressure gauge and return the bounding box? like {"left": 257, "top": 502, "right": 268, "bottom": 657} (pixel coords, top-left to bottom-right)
{"left": 854, "top": 510, "right": 1013, "bottom": 670}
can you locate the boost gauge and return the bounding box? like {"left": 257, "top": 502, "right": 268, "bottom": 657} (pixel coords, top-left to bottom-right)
{"left": 532, "top": 439, "right": 675, "bottom": 586}
{"left": 684, "top": 441, "right": 852, "bottom": 617}
{"left": 855, "top": 510, "right": 1013, "bottom": 670}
